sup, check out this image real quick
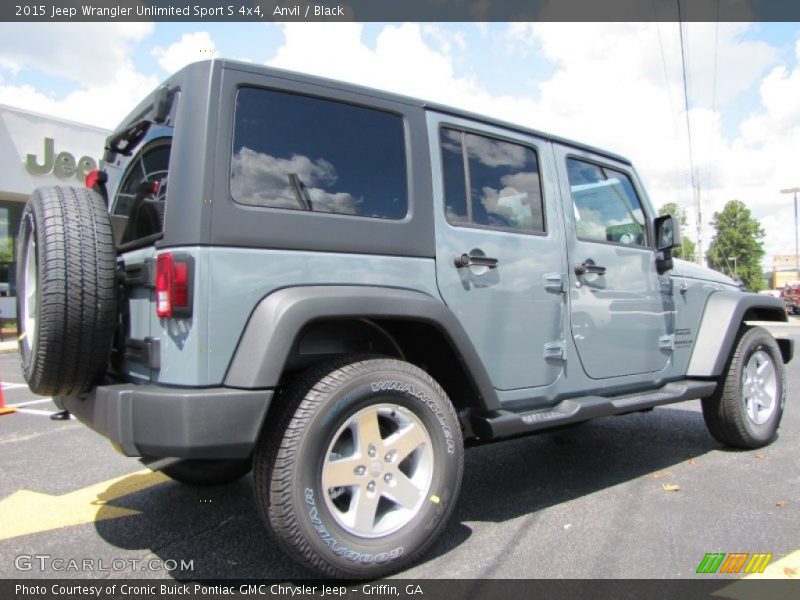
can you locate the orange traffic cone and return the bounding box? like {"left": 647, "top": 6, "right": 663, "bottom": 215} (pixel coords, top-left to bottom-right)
{"left": 0, "top": 380, "right": 16, "bottom": 416}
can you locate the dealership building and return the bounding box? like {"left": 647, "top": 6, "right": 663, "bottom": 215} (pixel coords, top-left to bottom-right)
{"left": 0, "top": 104, "right": 109, "bottom": 320}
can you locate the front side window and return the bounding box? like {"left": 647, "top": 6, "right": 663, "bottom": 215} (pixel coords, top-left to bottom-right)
{"left": 440, "top": 128, "right": 545, "bottom": 233}
{"left": 566, "top": 158, "right": 647, "bottom": 246}
{"left": 230, "top": 87, "right": 408, "bottom": 220}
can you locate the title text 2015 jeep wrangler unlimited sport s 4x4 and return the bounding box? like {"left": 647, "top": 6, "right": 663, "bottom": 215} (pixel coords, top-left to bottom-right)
{"left": 17, "top": 60, "right": 791, "bottom": 578}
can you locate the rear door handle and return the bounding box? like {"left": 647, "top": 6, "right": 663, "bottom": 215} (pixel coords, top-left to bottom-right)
{"left": 574, "top": 259, "right": 606, "bottom": 276}
{"left": 454, "top": 253, "right": 499, "bottom": 269}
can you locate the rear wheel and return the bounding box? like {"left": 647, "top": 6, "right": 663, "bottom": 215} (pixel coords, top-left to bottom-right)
{"left": 701, "top": 326, "right": 785, "bottom": 449}
{"left": 253, "top": 357, "right": 463, "bottom": 578}
{"left": 16, "top": 186, "right": 117, "bottom": 396}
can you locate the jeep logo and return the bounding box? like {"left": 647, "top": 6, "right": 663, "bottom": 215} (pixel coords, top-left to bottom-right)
{"left": 25, "top": 137, "right": 100, "bottom": 180}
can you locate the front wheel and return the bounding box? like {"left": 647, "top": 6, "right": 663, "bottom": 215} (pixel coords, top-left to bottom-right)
{"left": 253, "top": 357, "right": 463, "bottom": 578}
{"left": 701, "top": 326, "right": 785, "bottom": 449}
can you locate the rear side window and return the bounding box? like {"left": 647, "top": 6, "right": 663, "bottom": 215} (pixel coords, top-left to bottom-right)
{"left": 566, "top": 158, "right": 648, "bottom": 246}
{"left": 440, "top": 128, "right": 545, "bottom": 233}
{"left": 230, "top": 87, "right": 408, "bottom": 220}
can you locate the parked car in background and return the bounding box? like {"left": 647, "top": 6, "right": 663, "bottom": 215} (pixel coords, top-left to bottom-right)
{"left": 780, "top": 283, "right": 800, "bottom": 314}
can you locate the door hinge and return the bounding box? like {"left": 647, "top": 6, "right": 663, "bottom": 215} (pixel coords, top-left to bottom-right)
{"left": 659, "top": 278, "right": 673, "bottom": 295}
{"left": 543, "top": 272, "right": 565, "bottom": 294}
{"left": 544, "top": 340, "right": 565, "bottom": 360}
{"left": 659, "top": 334, "right": 675, "bottom": 351}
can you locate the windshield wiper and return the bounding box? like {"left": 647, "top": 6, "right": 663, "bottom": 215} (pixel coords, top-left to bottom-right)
{"left": 288, "top": 173, "right": 314, "bottom": 211}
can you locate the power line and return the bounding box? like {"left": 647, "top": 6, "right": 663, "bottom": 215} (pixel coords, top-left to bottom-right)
{"left": 652, "top": 0, "right": 680, "bottom": 140}
{"left": 677, "top": 0, "right": 703, "bottom": 265}
{"left": 708, "top": 3, "right": 720, "bottom": 185}
{"left": 677, "top": 16, "right": 696, "bottom": 191}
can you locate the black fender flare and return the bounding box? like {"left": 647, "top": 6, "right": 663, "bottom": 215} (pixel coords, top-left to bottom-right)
{"left": 223, "top": 285, "right": 500, "bottom": 411}
{"left": 687, "top": 291, "right": 791, "bottom": 377}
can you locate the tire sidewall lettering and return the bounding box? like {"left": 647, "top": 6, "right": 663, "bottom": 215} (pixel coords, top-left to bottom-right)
{"left": 303, "top": 487, "right": 404, "bottom": 565}
{"left": 369, "top": 379, "right": 456, "bottom": 455}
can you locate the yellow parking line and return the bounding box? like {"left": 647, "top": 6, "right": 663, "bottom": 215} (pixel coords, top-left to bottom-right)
{"left": 743, "top": 547, "right": 800, "bottom": 579}
{"left": 0, "top": 469, "right": 169, "bottom": 541}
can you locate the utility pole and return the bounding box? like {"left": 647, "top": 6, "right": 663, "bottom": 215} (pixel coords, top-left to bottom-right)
{"left": 728, "top": 256, "right": 738, "bottom": 278}
{"left": 781, "top": 187, "right": 800, "bottom": 282}
{"left": 695, "top": 167, "right": 704, "bottom": 266}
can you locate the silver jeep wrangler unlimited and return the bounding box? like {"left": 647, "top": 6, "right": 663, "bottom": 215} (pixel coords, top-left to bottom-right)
{"left": 16, "top": 60, "right": 791, "bottom": 578}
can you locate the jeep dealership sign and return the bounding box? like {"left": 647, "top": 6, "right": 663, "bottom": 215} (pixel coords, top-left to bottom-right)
{"left": 25, "top": 137, "right": 101, "bottom": 180}
{"left": 0, "top": 105, "right": 109, "bottom": 198}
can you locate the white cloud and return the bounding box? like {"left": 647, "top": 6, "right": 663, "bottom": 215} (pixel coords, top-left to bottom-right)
{"left": 0, "top": 66, "right": 159, "bottom": 130}
{"left": 151, "top": 31, "right": 219, "bottom": 74}
{"left": 267, "top": 23, "right": 486, "bottom": 108}
{"left": 0, "top": 23, "right": 152, "bottom": 86}
{"left": 740, "top": 42, "right": 800, "bottom": 143}
{"left": 421, "top": 24, "right": 467, "bottom": 56}
{"left": 0, "top": 23, "right": 158, "bottom": 129}
{"left": 231, "top": 147, "right": 358, "bottom": 214}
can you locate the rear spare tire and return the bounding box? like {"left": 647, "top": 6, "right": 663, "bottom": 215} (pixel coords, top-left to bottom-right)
{"left": 16, "top": 186, "right": 117, "bottom": 396}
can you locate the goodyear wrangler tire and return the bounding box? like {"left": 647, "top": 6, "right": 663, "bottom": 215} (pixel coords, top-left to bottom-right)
{"left": 16, "top": 186, "right": 117, "bottom": 396}
{"left": 253, "top": 357, "right": 464, "bottom": 578}
{"left": 701, "top": 326, "right": 785, "bottom": 449}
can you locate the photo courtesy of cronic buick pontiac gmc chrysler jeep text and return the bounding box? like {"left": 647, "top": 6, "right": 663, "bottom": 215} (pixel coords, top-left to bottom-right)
{"left": 15, "top": 60, "right": 791, "bottom": 578}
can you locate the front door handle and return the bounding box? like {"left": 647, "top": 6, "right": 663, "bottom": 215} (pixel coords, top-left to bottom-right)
{"left": 454, "top": 253, "right": 499, "bottom": 269}
{"left": 575, "top": 259, "right": 606, "bottom": 276}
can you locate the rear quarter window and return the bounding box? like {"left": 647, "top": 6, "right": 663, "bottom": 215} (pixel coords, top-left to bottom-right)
{"left": 230, "top": 87, "right": 408, "bottom": 220}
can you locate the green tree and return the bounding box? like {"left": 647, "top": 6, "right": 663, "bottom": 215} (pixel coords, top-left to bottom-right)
{"left": 0, "top": 241, "right": 13, "bottom": 264}
{"left": 658, "top": 202, "right": 697, "bottom": 261}
{"left": 707, "top": 200, "right": 766, "bottom": 292}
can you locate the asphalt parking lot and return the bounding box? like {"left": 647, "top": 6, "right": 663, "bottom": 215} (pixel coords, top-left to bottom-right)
{"left": 0, "top": 324, "right": 798, "bottom": 581}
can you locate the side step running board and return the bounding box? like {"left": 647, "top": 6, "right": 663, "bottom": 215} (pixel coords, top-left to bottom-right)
{"left": 471, "top": 380, "right": 717, "bottom": 441}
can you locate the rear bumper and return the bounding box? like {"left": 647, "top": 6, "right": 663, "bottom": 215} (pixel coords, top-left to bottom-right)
{"left": 63, "top": 384, "right": 273, "bottom": 459}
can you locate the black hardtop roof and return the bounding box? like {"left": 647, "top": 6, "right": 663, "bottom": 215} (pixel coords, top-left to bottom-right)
{"left": 216, "top": 58, "right": 632, "bottom": 166}
{"left": 118, "top": 59, "right": 631, "bottom": 167}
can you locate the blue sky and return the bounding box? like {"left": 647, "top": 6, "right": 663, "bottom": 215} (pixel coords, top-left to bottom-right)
{"left": 5, "top": 21, "right": 794, "bottom": 137}
{"left": 0, "top": 21, "right": 798, "bottom": 267}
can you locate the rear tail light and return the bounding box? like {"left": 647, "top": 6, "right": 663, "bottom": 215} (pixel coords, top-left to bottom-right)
{"left": 85, "top": 168, "right": 109, "bottom": 204}
{"left": 155, "top": 252, "right": 193, "bottom": 318}
{"left": 85, "top": 169, "right": 100, "bottom": 189}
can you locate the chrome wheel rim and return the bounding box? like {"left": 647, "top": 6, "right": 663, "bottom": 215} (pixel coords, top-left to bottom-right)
{"left": 22, "top": 233, "right": 37, "bottom": 354}
{"left": 321, "top": 403, "right": 434, "bottom": 538}
{"left": 742, "top": 349, "right": 777, "bottom": 426}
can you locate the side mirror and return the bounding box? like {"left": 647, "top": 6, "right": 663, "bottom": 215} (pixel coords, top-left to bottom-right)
{"left": 654, "top": 214, "right": 682, "bottom": 252}
{"left": 654, "top": 214, "right": 682, "bottom": 274}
